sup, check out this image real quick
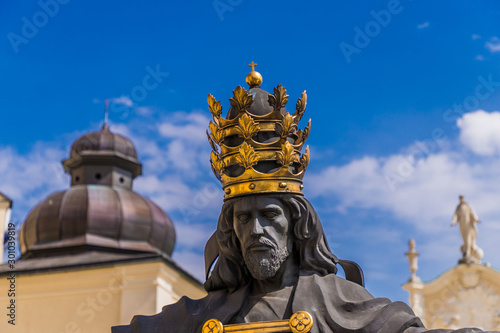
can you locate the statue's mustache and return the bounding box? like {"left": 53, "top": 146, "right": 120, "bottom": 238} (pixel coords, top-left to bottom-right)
{"left": 246, "top": 237, "right": 277, "bottom": 251}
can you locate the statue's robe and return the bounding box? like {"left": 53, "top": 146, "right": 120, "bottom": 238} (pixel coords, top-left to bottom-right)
{"left": 112, "top": 271, "right": 483, "bottom": 333}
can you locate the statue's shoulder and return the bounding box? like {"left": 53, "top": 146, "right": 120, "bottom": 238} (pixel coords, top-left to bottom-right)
{"left": 111, "top": 287, "right": 254, "bottom": 333}
{"left": 299, "top": 270, "right": 416, "bottom": 312}
{"left": 294, "top": 271, "right": 426, "bottom": 332}
{"left": 112, "top": 290, "right": 230, "bottom": 333}
{"left": 298, "top": 271, "right": 374, "bottom": 301}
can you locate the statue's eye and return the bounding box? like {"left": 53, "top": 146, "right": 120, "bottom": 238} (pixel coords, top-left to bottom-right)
{"left": 262, "top": 211, "right": 279, "bottom": 219}
{"left": 237, "top": 214, "right": 250, "bottom": 223}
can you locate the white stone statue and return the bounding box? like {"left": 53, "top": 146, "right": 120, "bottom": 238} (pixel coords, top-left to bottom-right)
{"left": 451, "top": 195, "right": 483, "bottom": 264}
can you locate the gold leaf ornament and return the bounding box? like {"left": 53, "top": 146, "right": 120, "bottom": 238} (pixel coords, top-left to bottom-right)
{"left": 229, "top": 86, "right": 253, "bottom": 112}
{"left": 268, "top": 84, "right": 289, "bottom": 111}
{"left": 235, "top": 113, "right": 259, "bottom": 140}
{"left": 209, "top": 121, "right": 225, "bottom": 145}
{"left": 206, "top": 130, "right": 218, "bottom": 154}
{"left": 302, "top": 119, "right": 311, "bottom": 141}
{"left": 300, "top": 145, "right": 310, "bottom": 169}
{"left": 207, "top": 94, "right": 223, "bottom": 120}
{"left": 276, "top": 112, "right": 297, "bottom": 138}
{"left": 294, "top": 90, "right": 307, "bottom": 123}
{"left": 210, "top": 151, "right": 226, "bottom": 180}
{"left": 235, "top": 142, "right": 259, "bottom": 169}
{"left": 276, "top": 141, "right": 295, "bottom": 167}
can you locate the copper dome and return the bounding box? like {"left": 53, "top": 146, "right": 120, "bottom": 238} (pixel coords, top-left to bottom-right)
{"left": 20, "top": 184, "right": 176, "bottom": 258}
{"left": 70, "top": 124, "right": 138, "bottom": 160}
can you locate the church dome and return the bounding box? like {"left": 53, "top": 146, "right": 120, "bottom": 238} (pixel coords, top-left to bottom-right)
{"left": 70, "top": 124, "right": 138, "bottom": 160}
{"left": 20, "top": 184, "right": 175, "bottom": 258}
{"left": 19, "top": 123, "right": 175, "bottom": 259}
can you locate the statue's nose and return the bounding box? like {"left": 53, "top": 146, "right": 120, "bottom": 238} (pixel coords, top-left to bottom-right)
{"left": 252, "top": 217, "right": 264, "bottom": 235}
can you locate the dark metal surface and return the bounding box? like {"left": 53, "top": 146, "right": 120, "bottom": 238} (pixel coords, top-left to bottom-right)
{"left": 20, "top": 184, "right": 175, "bottom": 258}
{"left": 63, "top": 125, "right": 142, "bottom": 180}
{"left": 87, "top": 185, "right": 121, "bottom": 238}
{"left": 70, "top": 124, "right": 138, "bottom": 160}
{"left": 60, "top": 185, "right": 88, "bottom": 239}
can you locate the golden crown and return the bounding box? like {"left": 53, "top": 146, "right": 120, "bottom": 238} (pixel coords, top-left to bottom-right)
{"left": 207, "top": 62, "right": 311, "bottom": 200}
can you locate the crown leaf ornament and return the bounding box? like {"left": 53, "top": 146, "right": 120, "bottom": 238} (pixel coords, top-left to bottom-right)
{"left": 296, "top": 119, "right": 311, "bottom": 145}
{"left": 209, "top": 121, "right": 226, "bottom": 145}
{"left": 294, "top": 91, "right": 307, "bottom": 123}
{"left": 230, "top": 86, "right": 254, "bottom": 112}
{"left": 206, "top": 131, "right": 219, "bottom": 154}
{"left": 210, "top": 151, "right": 226, "bottom": 181}
{"left": 236, "top": 142, "right": 260, "bottom": 169}
{"left": 235, "top": 114, "right": 260, "bottom": 140}
{"left": 207, "top": 94, "right": 223, "bottom": 123}
{"left": 207, "top": 62, "right": 312, "bottom": 200}
{"left": 276, "top": 141, "right": 296, "bottom": 167}
{"left": 300, "top": 146, "right": 310, "bottom": 170}
{"left": 276, "top": 112, "right": 297, "bottom": 139}
{"left": 268, "top": 84, "right": 289, "bottom": 112}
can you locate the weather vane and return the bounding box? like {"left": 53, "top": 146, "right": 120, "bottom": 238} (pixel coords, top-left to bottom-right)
{"left": 104, "top": 99, "right": 109, "bottom": 126}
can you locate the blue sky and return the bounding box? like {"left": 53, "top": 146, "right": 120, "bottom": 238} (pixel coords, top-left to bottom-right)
{"left": 2, "top": 0, "right": 500, "bottom": 304}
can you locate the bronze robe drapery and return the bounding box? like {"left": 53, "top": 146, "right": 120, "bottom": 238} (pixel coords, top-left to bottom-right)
{"left": 113, "top": 271, "right": 485, "bottom": 333}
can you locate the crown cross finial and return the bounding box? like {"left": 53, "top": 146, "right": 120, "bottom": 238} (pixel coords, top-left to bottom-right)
{"left": 246, "top": 61, "right": 262, "bottom": 87}
{"left": 248, "top": 61, "right": 257, "bottom": 71}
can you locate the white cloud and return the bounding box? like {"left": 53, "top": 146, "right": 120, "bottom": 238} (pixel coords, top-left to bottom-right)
{"left": 134, "top": 175, "right": 194, "bottom": 210}
{"left": 485, "top": 37, "right": 500, "bottom": 53}
{"left": 305, "top": 110, "right": 500, "bottom": 280}
{"left": 308, "top": 112, "right": 500, "bottom": 233}
{"left": 475, "top": 54, "right": 484, "bottom": 61}
{"left": 417, "top": 22, "right": 429, "bottom": 29}
{"left": 109, "top": 96, "right": 133, "bottom": 107}
{"left": 472, "top": 34, "right": 481, "bottom": 40}
{"left": 158, "top": 111, "right": 209, "bottom": 144}
{"left": 457, "top": 110, "right": 500, "bottom": 156}
{"left": 111, "top": 112, "right": 212, "bottom": 175}
{"left": 306, "top": 153, "right": 475, "bottom": 232}
{"left": 135, "top": 106, "right": 154, "bottom": 116}
{"left": 109, "top": 122, "right": 133, "bottom": 137}
{"left": 0, "top": 143, "right": 68, "bottom": 222}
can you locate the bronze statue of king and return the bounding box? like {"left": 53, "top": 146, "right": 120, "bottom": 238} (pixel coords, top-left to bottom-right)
{"left": 113, "top": 63, "right": 495, "bottom": 333}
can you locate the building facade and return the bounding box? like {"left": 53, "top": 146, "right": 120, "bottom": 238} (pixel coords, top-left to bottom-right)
{"left": 0, "top": 124, "right": 206, "bottom": 333}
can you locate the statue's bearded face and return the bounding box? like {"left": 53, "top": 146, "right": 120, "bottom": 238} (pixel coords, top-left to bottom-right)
{"left": 233, "top": 196, "right": 293, "bottom": 280}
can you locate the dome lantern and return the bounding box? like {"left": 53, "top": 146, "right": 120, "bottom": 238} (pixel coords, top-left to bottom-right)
{"left": 62, "top": 124, "right": 141, "bottom": 189}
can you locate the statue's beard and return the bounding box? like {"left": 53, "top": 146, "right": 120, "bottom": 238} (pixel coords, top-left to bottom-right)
{"left": 244, "top": 239, "right": 290, "bottom": 280}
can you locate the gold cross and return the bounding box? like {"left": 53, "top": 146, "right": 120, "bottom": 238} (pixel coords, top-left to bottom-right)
{"left": 248, "top": 61, "right": 257, "bottom": 71}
